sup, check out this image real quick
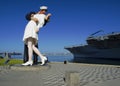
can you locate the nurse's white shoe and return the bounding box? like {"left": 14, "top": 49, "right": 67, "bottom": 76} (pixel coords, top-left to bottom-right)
{"left": 40, "top": 59, "right": 45, "bottom": 66}
{"left": 40, "top": 56, "right": 48, "bottom": 66}
{"left": 22, "top": 61, "right": 33, "bottom": 66}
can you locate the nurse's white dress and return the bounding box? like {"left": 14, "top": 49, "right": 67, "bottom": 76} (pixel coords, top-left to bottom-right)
{"left": 23, "top": 14, "right": 46, "bottom": 45}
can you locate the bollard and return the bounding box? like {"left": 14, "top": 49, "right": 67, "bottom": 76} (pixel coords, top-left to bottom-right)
{"left": 64, "top": 60, "right": 67, "bottom": 64}
{"left": 65, "top": 71, "right": 80, "bottom": 86}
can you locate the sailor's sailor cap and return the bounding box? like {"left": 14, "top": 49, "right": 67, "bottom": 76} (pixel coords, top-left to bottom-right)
{"left": 40, "top": 6, "right": 48, "bottom": 10}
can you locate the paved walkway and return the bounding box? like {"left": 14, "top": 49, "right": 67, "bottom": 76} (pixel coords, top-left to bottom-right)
{"left": 0, "top": 62, "right": 120, "bottom": 86}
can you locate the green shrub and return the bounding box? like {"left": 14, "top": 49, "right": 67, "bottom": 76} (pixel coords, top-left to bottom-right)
{"left": 0, "top": 59, "right": 23, "bottom": 66}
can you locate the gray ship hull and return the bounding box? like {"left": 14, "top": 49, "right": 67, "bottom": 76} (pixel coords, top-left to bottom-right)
{"left": 65, "top": 45, "right": 120, "bottom": 62}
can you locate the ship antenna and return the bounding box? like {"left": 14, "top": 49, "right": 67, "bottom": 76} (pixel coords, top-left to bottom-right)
{"left": 90, "top": 29, "right": 104, "bottom": 36}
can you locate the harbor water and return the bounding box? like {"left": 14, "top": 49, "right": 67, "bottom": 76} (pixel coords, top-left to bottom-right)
{"left": 9, "top": 55, "right": 120, "bottom": 65}
{"left": 11, "top": 55, "right": 74, "bottom": 62}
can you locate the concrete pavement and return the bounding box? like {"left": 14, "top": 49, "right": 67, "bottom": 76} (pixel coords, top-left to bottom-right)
{"left": 0, "top": 62, "right": 120, "bottom": 86}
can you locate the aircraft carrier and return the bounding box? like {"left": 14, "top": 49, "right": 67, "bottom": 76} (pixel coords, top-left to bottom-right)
{"left": 65, "top": 30, "right": 120, "bottom": 62}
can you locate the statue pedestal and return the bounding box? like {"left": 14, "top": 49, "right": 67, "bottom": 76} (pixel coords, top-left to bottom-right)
{"left": 10, "top": 64, "right": 50, "bottom": 71}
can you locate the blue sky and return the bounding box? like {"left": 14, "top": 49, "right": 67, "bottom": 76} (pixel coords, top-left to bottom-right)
{"left": 0, "top": 0, "right": 120, "bottom": 53}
